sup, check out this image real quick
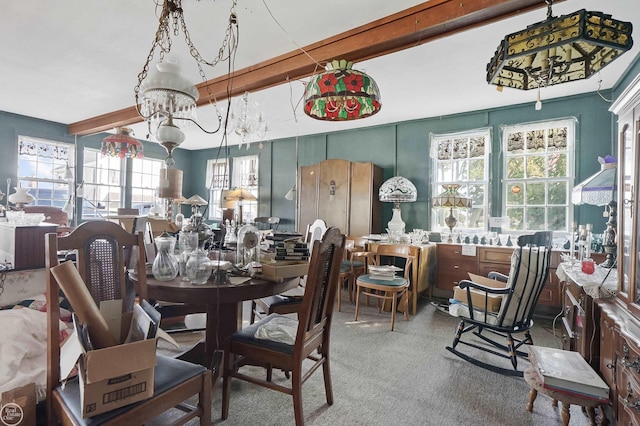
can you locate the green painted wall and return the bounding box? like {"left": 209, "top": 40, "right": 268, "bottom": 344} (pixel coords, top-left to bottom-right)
{"left": 190, "top": 90, "right": 616, "bottom": 234}
{"left": 2, "top": 53, "right": 637, "bottom": 235}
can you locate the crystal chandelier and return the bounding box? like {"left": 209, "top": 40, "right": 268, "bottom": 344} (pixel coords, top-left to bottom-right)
{"left": 135, "top": 0, "right": 239, "bottom": 165}
{"left": 229, "top": 92, "right": 268, "bottom": 149}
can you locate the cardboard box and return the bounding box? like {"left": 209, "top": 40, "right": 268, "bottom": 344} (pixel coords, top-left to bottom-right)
{"left": 261, "top": 260, "right": 309, "bottom": 279}
{"left": 452, "top": 285, "right": 503, "bottom": 313}
{"left": 451, "top": 272, "right": 507, "bottom": 313}
{"left": 60, "top": 304, "right": 157, "bottom": 418}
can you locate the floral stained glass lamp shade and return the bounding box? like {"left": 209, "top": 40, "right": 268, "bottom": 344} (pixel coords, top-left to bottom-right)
{"left": 101, "top": 127, "right": 144, "bottom": 159}
{"left": 432, "top": 184, "right": 472, "bottom": 240}
{"left": 304, "top": 59, "right": 381, "bottom": 121}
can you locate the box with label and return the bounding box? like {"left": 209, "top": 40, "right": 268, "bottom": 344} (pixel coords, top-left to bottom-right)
{"left": 261, "top": 260, "right": 309, "bottom": 279}
{"left": 60, "top": 307, "right": 157, "bottom": 418}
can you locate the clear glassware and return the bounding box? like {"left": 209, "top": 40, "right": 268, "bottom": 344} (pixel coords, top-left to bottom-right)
{"left": 152, "top": 232, "right": 179, "bottom": 281}
{"left": 186, "top": 248, "right": 212, "bottom": 284}
{"left": 178, "top": 231, "right": 199, "bottom": 281}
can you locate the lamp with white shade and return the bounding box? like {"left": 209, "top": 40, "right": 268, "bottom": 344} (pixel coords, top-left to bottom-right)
{"left": 572, "top": 155, "right": 617, "bottom": 268}
{"left": 379, "top": 176, "right": 417, "bottom": 234}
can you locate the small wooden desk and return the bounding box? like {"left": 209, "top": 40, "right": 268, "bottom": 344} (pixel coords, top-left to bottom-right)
{"left": 142, "top": 274, "right": 299, "bottom": 374}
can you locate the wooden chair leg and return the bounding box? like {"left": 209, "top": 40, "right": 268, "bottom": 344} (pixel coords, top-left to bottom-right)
{"left": 390, "top": 291, "right": 397, "bottom": 331}
{"left": 354, "top": 285, "right": 362, "bottom": 321}
{"left": 221, "top": 351, "right": 233, "bottom": 420}
{"left": 292, "top": 367, "right": 304, "bottom": 426}
{"left": 322, "top": 350, "right": 334, "bottom": 405}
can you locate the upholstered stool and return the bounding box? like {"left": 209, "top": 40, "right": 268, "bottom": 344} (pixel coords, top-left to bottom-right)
{"left": 354, "top": 274, "right": 409, "bottom": 331}
{"left": 524, "top": 367, "right": 602, "bottom": 426}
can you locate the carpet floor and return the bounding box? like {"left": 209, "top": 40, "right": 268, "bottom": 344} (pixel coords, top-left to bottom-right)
{"left": 154, "top": 297, "right": 597, "bottom": 426}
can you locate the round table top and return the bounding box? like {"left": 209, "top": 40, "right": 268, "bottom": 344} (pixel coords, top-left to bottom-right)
{"left": 143, "top": 274, "right": 300, "bottom": 305}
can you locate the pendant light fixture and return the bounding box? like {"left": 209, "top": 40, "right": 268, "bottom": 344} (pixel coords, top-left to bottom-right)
{"left": 304, "top": 59, "right": 381, "bottom": 121}
{"left": 101, "top": 127, "right": 144, "bottom": 159}
{"left": 486, "top": 0, "right": 633, "bottom": 107}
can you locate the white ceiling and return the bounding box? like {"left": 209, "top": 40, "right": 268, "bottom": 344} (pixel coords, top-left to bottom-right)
{"left": 2, "top": 0, "right": 639, "bottom": 150}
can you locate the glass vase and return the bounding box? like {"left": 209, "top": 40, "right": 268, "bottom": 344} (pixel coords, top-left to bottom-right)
{"left": 186, "top": 248, "right": 212, "bottom": 284}
{"left": 152, "top": 232, "right": 179, "bottom": 281}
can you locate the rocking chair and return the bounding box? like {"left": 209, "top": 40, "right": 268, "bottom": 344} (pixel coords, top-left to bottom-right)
{"left": 445, "top": 231, "right": 552, "bottom": 376}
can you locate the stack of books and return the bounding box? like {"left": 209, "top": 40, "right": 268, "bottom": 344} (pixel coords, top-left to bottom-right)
{"left": 528, "top": 345, "right": 609, "bottom": 403}
{"left": 275, "top": 241, "right": 310, "bottom": 261}
{"left": 368, "top": 265, "right": 402, "bottom": 281}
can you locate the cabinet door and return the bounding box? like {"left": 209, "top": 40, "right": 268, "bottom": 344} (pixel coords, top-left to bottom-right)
{"left": 600, "top": 309, "right": 616, "bottom": 388}
{"left": 618, "top": 120, "right": 636, "bottom": 304}
{"left": 299, "top": 163, "right": 320, "bottom": 232}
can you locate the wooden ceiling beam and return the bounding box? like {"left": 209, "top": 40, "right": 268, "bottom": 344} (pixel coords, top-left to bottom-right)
{"left": 69, "top": 0, "right": 560, "bottom": 136}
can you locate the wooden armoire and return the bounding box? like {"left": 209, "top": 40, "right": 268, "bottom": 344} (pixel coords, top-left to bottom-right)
{"left": 298, "top": 159, "right": 383, "bottom": 236}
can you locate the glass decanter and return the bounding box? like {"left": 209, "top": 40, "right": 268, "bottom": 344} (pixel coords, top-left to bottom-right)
{"left": 178, "top": 231, "right": 199, "bottom": 281}
{"left": 152, "top": 232, "right": 179, "bottom": 281}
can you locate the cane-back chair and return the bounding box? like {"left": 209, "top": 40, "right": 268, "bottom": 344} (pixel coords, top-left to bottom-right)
{"left": 45, "top": 220, "right": 211, "bottom": 425}
{"left": 446, "top": 231, "right": 553, "bottom": 376}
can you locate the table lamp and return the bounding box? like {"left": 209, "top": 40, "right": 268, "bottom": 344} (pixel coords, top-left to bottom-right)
{"left": 432, "top": 184, "right": 472, "bottom": 243}
{"left": 222, "top": 188, "right": 257, "bottom": 225}
{"left": 379, "top": 176, "right": 417, "bottom": 234}
{"left": 572, "top": 156, "right": 617, "bottom": 268}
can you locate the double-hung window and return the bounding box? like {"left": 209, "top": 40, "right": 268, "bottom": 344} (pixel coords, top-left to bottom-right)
{"left": 232, "top": 155, "right": 259, "bottom": 223}
{"left": 502, "top": 119, "right": 574, "bottom": 232}
{"left": 16, "top": 136, "right": 74, "bottom": 208}
{"left": 206, "top": 158, "right": 230, "bottom": 220}
{"left": 431, "top": 129, "right": 490, "bottom": 232}
{"left": 131, "top": 157, "right": 164, "bottom": 215}
{"left": 81, "top": 148, "right": 124, "bottom": 218}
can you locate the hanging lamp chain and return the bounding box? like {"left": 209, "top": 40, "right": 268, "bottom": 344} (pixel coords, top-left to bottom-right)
{"left": 134, "top": 0, "right": 239, "bottom": 126}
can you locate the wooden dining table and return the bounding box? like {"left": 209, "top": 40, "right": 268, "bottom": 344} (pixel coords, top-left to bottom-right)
{"left": 139, "top": 273, "right": 300, "bottom": 375}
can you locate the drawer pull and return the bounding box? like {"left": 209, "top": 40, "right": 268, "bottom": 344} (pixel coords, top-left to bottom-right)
{"left": 622, "top": 344, "right": 640, "bottom": 373}
{"left": 453, "top": 265, "right": 459, "bottom": 269}
{"left": 622, "top": 382, "right": 640, "bottom": 413}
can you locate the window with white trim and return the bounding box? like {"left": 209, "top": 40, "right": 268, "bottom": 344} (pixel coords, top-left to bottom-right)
{"left": 16, "top": 136, "right": 74, "bottom": 208}
{"left": 81, "top": 148, "right": 124, "bottom": 218}
{"left": 502, "top": 119, "right": 574, "bottom": 232}
{"left": 206, "top": 158, "right": 229, "bottom": 220}
{"left": 232, "top": 155, "right": 258, "bottom": 223}
{"left": 431, "top": 129, "right": 490, "bottom": 232}
{"left": 131, "top": 157, "right": 164, "bottom": 215}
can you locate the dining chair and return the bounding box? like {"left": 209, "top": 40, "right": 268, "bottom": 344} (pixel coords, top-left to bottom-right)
{"left": 249, "top": 219, "right": 329, "bottom": 324}
{"left": 221, "top": 227, "right": 345, "bottom": 426}
{"left": 354, "top": 244, "right": 414, "bottom": 331}
{"left": 446, "top": 231, "right": 553, "bottom": 376}
{"left": 337, "top": 238, "right": 375, "bottom": 311}
{"left": 45, "top": 220, "right": 212, "bottom": 425}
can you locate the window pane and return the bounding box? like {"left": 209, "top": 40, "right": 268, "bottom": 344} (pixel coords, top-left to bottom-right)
{"left": 548, "top": 207, "right": 566, "bottom": 231}
{"left": 526, "top": 207, "right": 546, "bottom": 230}
{"left": 506, "top": 157, "right": 524, "bottom": 179}
{"left": 506, "top": 183, "right": 524, "bottom": 205}
{"left": 526, "top": 155, "right": 545, "bottom": 178}
{"left": 526, "top": 182, "right": 545, "bottom": 205}
{"left": 548, "top": 181, "right": 567, "bottom": 204}
{"left": 548, "top": 153, "right": 567, "bottom": 177}
{"left": 506, "top": 207, "right": 524, "bottom": 230}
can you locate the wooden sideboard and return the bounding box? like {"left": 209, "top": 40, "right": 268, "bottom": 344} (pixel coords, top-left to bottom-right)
{"left": 435, "top": 243, "right": 565, "bottom": 310}
{"left": 0, "top": 222, "right": 58, "bottom": 269}
{"left": 555, "top": 259, "right": 614, "bottom": 366}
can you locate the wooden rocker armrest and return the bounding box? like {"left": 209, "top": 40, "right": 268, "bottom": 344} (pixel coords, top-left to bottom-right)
{"left": 487, "top": 271, "right": 509, "bottom": 282}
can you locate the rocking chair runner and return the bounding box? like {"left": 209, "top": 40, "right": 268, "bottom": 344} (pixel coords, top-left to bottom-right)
{"left": 445, "top": 231, "right": 553, "bottom": 376}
